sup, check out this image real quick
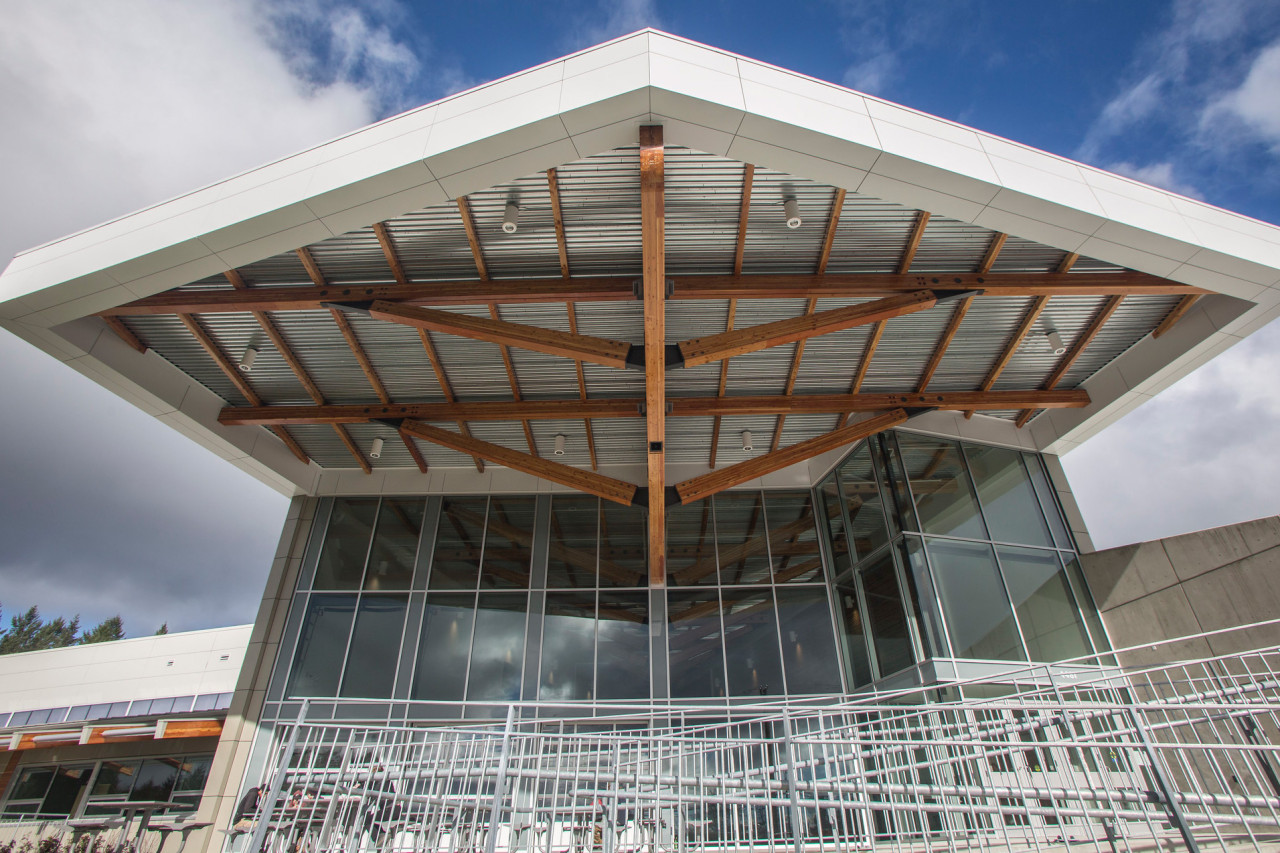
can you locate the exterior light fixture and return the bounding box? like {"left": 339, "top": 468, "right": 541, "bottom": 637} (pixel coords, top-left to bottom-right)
{"left": 783, "top": 197, "right": 802, "bottom": 229}
{"left": 1044, "top": 328, "right": 1066, "bottom": 356}
{"left": 554, "top": 433, "right": 566, "bottom": 456}
{"left": 238, "top": 345, "right": 257, "bottom": 373}
{"left": 502, "top": 201, "right": 520, "bottom": 234}
{"left": 370, "top": 437, "right": 384, "bottom": 459}
{"left": 741, "top": 430, "right": 754, "bottom": 452}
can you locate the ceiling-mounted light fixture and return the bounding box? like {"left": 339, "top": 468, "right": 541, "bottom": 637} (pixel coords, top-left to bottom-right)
{"left": 741, "top": 430, "right": 754, "bottom": 453}
{"left": 502, "top": 201, "right": 520, "bottom": 234}
{"left": 554, "top": 433, "right": 566, "bottom": 456}
{"left": 238, "top": 345, "right": 257, "bottom": 373}
{"left": 1044, "top": 328, "right": 1066, "bottom": 356}
{"left": 370, "top": 437, "right": 384, "bottom": 459}
{"left": 783, "top": 197, "right": 802, "bottom": 229}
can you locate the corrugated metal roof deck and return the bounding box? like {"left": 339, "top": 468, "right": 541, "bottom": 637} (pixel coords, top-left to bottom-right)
{"left": 119, "top": 147, "right": 1180, "bottom": 470}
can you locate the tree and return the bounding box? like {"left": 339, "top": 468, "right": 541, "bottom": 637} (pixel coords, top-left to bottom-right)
{"left": 79, "top": 616, "right": 126, "bottom": 645}
{"left": 155, "top": 623, "right": 169, "bottom": 635}
{"left": 0, "top": 604, "right": 81, "bottom": 654}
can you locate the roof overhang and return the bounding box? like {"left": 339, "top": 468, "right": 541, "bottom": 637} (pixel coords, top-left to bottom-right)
{"left": 3, "top": 30, "right": 1278, "bottom": 497}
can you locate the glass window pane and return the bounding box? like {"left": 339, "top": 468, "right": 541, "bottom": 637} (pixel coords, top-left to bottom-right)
{"left": 364, "top": 498, "right": 425, "bottom": 590}
{"left": 1024, "top": 454, "right": 1074, "bottom": 549}
{"left": 721, "top": 589, "right": 783, "bottom": 697}
{"left": 927, "top": 539, "right": 1026, "bottom": 662}
{"left": 340, "top": 594, "right": 409, "bottom": 698}
{"left": 9, "top": 767, "right": 55, "bottom": 801}
{"left": 466, "top": 594, "right": 527, "bottom": 702}
{"left": 860, "top": 552, "right": 915, "bottom": 676}
{"left": 314, "top": 498, "right": 378, "bottom": 589}
{"left": 713, "top": 492, "right": 772, "bottom": 584}
{"left": 876, "top": 434, "right": 916, "bottom": 533}
{"left": 764, "top": 491, "right": 823, "bottom": 583}
{"left": 130, "top": 758, "right": 180, "bottom": 801}
{"left": 596, "top": 593, "right": 650, "bottom": 700}
{"left": 598, "top": 503, "right": 647, "bottom": 588}
{"left": 668, "top": 590, "right": 726, "bottom": 698}
{"left": 547, "top": 496, "right": 599, "bottom": 588}
{"left": 819, "top": 475, "right": 853, "bottom": 580}
{"left": 667, "top": 501, "right": 717, "bottom": 587}
{"left": 998, "top": 546, "right": 1092, "bottom": 662}
{"left": 540, "top": 593, "right": 596, "bottom": 701}
{"left": 901, "top": 537, "right": 948, "bottom": 659}
{"left": 480, "top": 497, "right": 535, "bottom": 590}
{"left": 837, "top": 445, "right": 890, "bottom": 561}
{"left": 965, "top": 445, "right": 1052, "bottom": 546}
{"left": 835, "top": 584, "right": 874, "bottom": 689}
{"left": 288, "top": 594, "right": 358, "bottom": 697}
{"left": 775, "top": 587, "right": 842, "bottom": 694}
{"left": 92, "top": 761, "right": 140, "bottom": 797}
{"left": 1062, "top": 555, "right": 1112, "bottom": 659}
{"left": 412, "top": 594, "right": 475, "bottom": 701}
{"left": 173, "top": 756, "right": 212, "bottom": 793}
{"left": 40, "top": 765, "right": 92, "bottom": 817}
{"left": 896, "top": 434, "right": 988, "bottom": 540}
{"left": 430, "top": 498, "right": 488, "bottom": 590}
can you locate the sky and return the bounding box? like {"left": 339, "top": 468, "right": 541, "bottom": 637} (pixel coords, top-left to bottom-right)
{"left": 1, "top": 0, "right": 1279, "bottom": 635}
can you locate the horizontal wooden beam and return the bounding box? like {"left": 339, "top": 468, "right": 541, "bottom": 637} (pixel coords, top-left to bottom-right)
{"left": 673, "top": 410, "right": 909, "bottom": 505}
{"left": 400, "top": 420, "right": 637, "bottom": 506}
{"left": 100, "top": 271, "right": 1207, "bottom": 316}
{"left": 677, "top": 290, "right": 941, "bottom": 368}
{"left": 218, "top": 389, "right": 1088, "bottom": 426}
{"left": 367, "top": 300, "right": 634, "bottom": 369}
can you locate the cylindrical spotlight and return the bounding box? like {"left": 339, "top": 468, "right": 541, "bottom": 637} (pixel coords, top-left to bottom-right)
{"left": 502, "top": 201, "right": 520, "bottom": 234}
{"left": 370, "top": 437, "right": 384, "bottom": 459}
{"left": 554, "top": 433, "right": 566, "bottom": 456}
{"left": 741, "top": 430, "right": 754, "bottom": 452}
{"left": 238, "top": 346, "right": 257, "bottom": 373}
{"left": 783, "top": 197, "right": 802, "bottom": 229}
{"left": 1045, "top": 329, "right": 1066, "bottom": 356}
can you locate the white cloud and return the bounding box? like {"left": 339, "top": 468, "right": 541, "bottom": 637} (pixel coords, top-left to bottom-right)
{"left": 572, "top": 0, "right": 662, "bottom": 49}
{"left": 1062, "top": 318, "right": 1280, "bottom": 549}
{"left": 1203, "top": 39, "right": 1280, "bottom": 151}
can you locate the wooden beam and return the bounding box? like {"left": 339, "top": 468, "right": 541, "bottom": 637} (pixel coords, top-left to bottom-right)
{"left": 566, "top": 303, "right": 599, "bottom": 470}
{"left": 1153, "top": 294, "right": 1200, "bottom": 339}
{"left": 916, "top": 297, "right": 972, "bottom": 392}
{"left": 488, "top": 303, "right": 538, "bottom": 454}
{"left": 401, "top": 420, "right": 637, "bottom": 506}
{"left": 839, "top": 320, "right": 886, "bottom": 427}
{"left": 373, "top": 222, "right": 409, "bottom": 286}
{"left": 674, "top": 410, "right": 909, "bottom": 505}
{"left": 774, "top": 189, "right": 846, "bottom": 450}
{"left": 965, "top": 294, "right": 1050, "bottom": 419}
{"left": 678, "top": 290, "right": 938, "bottom": 368}
{"left": 418, "top": 328, "right": 484, "bottom": 472}
{"left": 1057, "top": 252, "right": 1080, "bottom": 273}
{"left": 712, "top": 164, "right": 754, "bottom": 468}
{"left": 176, "top": 313, "right": 308, "bottom": 464}
{"left": 102, "top": 270, "right": 1206, "bottom": 316}
{"left": 368, "top": 300, "right": 633, "bottom": 369}
{"left": 218, "top": 389, "right": 1089, "bottom": 426}
{"left": 400, "top": 430, "right": 430, "bottom": 474}
{"left": 547, "top": 168, "right": 571, "bottom": 279}
{"left": 333, "top": 423, "right": 372, "bottom": 474}
{"left": 298, "top": 247, "right": 392, "bottom": 407}
{"left": 1015, "top": 295, "right": 1124, "bottom": 428}
{"left": 456, "top": 196, "right": 490, "bottom": 281}
{"left": 102, "top": 316, "right": 147, "bottom": 353}
{"left": 978, "top": 232, "right": 1008, "bottom": 275}
{"left": 898, "top": 211, "right": 931, "bottom": 274}
{"left": 640, "top": 125, "right": 666, "bottom": 588}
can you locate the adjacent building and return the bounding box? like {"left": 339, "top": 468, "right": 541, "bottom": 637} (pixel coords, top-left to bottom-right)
{"left": 3, "top": 30, "right": 1279, "bottom": 853}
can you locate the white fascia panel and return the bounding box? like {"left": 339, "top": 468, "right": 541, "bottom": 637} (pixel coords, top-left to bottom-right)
{"left": 857, "top": 171, "right": 987, "bottom": 226}
{"left": 640, "top": 116, "right": 737, "bottom": 159}
{"left": 726, "top": 136, "right": 871, "bottom": 202}
{"left": 560, "top": 79, "right": 651, "bottom": 137}
{"left": 968, "top": 205, "right": 1090, "bottom": 254}
{"left": 436, "top": 138, "right": 582, "bottom": 204}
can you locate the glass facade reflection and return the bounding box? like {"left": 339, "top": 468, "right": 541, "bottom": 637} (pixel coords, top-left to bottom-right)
{"left": 271, "top": 431, "right": 1109, "bottom": 718}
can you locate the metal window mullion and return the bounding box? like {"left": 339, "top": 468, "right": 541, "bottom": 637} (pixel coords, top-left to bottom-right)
{"left": 851, "top": 567, "right": 882, "bottom": 685}
{"left": 812, "top": 483, "right": 854, "bottom": 697}
{"left": 334, "top": 592, "right": 364, "bottom": 699}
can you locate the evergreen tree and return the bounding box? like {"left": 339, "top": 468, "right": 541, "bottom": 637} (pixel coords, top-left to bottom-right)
{"left": 155, "top": 623, "right": 169, "bottom": 635}
{"left": 79, "top": 616, "right": 126, "bottom": 645}
{"left": 0, "top": 605, "right": 82, "bottom": 654}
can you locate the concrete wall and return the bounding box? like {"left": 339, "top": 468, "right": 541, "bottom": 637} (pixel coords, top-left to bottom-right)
{"left": 1079, "top": 515, "right": 1280, "bottom": 666}
{"left": 0, "top": 625, "right": 249, "bottom": 715}
{"left": 194, "top": 496, "right": 318, "bottom": 853}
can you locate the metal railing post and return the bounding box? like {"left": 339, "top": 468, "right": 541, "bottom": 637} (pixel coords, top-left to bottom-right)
{"left": 487, "top": 704, "right": 517, "bottom": 853}
{"left": 1128, "top": 707, "right": 1201, "bottom": 853}
{"left": 247, "top": 699, "right": 308, "bottom": 853}
{"left": 781, "top": 711, "right": 804, "bottom": 853}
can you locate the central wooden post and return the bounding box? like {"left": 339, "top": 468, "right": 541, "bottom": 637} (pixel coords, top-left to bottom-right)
{"left": 640, "top": 126, "right": 666, "bottom": 588}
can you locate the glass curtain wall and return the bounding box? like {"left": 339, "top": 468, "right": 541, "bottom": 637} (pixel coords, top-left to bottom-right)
{"left": 818, "top": 431, "right": 1108, "bottom": 690}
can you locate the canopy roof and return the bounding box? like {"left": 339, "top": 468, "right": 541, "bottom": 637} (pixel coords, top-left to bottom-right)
{"left": 2, "top": 30, "right": 1278, "bottom": 503}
